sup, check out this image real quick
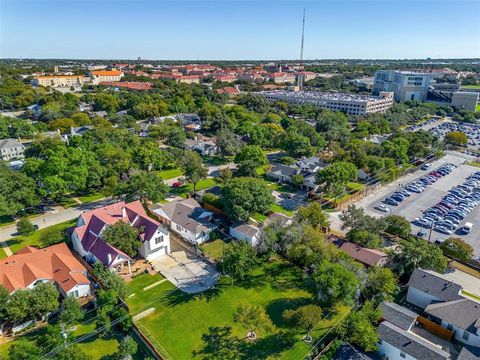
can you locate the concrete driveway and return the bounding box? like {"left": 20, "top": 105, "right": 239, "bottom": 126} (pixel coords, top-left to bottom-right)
{"left": 151, "top": 251, "right": 220, "bottom": 294}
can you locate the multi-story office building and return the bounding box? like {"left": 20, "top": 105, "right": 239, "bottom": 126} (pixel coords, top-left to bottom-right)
{"left": 33, "top": 75, "right": 90, "bottom": 87}
{"left": 258, "top": 90, "right": 394, "bottom": 115}
{"left": 373, "top": 70, "right": 432, "bottom": 102}
{"left": 451, "top": 91, "right": 479, "bottom": 111}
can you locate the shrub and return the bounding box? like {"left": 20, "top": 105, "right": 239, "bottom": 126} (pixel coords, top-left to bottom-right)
{"left": 40, "top": 228, "right": 65, "bottom": 247}
{"left": 16, "top": 217, "right": 35, "bottom": 235}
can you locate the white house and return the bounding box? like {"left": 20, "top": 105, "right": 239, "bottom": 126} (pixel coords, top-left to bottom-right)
{"left": 229, "top": 223, "right": 261, "bottom": 246}
{"left": 153, "top": 198, "right": 217, "bottom": 245}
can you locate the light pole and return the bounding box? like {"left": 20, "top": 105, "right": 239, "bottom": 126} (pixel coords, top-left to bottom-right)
{"left": 428, "top": 219, "right": 436, "bottom": 243}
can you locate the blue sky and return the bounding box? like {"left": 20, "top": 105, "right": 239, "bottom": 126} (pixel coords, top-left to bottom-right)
{"left": 1, "top": 0, "right": 479, "bottom": 60}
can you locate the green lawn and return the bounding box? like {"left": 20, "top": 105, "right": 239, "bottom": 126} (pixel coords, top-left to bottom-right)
{"left": 200, "top": 239, "right": 226, "bottom": 261}
{"left": 77, "top": 192, "right": 104, "bottom": 203}
{"left": 6, "top": 218, "right": 77, "bottom": 254}
{"left": 463, "top": 85, "right": 480, "bottom": 89}
{"left": 125, "top": 260, "right": 346, "bottom": 360}
{"left": 158, "top": 168, "right": 183, "bottom": 180}
{"left": 57, "top": 197, "right": 78, "bottom": 209}
{"left": 252, "top": 212, "right": 268, "bottom": 222}
{"left": 346, "top": 182, "right": 366, "bottom": 192}
{"left": 0, "top": 247, "right": 7, "bottom": 259}
{"left": 170, "top": 178, "right": 218, "bottom": 197}
{"left": 270, "top": 203, "right": 294, "bottom": 216}
{"left": 476, "top": 104, "right": 480, "bottom": 112}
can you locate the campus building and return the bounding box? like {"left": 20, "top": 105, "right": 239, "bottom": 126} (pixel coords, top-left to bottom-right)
{"left": 258, "top": 90, "right": 394, "bottom": 115}
{"left": 373, "top": 70, "right": 432, "bottom": 102}
{"left": 33, "top": 75, "right": 90, "bottom": 87}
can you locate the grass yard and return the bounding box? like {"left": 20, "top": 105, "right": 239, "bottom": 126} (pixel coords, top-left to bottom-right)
{"left": 158, "top": 168, "right": 183, "bottom": 180}
{"left": 0, "top": 247, "right": 7, "bottom": 259}
{"left": 57, "top": 197, "right": 78, "bottom": 209}
{"left": 476, "top": 104, "right": 480, "bottom": 112}
{"left": 77, "top": 191, "right": 104, "bottom": 203}
{"left": 170, "top": 178, "right": 218, "bottom": 198}
{"left": 199, "top": 239, "right": 227, "bottom": 261}
{"left": 270, "top": 203, "right": 294, "bottom": 216}
{"left": 346, "top": 182, "right": 366, "bottom": 192}
{"left": 125, "top": 260, "right": 346, "bottom": 360}
{"left": 252, "top": 212, "right": 268, "bottom": 222}
{"left": 6, "top": 218, "right": 77, "bottom": 254}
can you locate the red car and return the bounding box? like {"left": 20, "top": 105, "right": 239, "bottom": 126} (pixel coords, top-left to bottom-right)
{"left": 172, "top": 181, "right": 184, "bottom": 188}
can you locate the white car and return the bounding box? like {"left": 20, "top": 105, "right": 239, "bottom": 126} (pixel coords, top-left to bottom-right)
{"left": 375, "top": 204, "right": 390, "bottom": 213}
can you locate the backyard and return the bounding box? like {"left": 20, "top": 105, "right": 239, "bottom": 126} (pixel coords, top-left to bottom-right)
{"left": 125, "top": 260, "right": 349, "bottom": 360}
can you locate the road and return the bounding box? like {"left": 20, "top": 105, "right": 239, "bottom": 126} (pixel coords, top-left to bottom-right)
{"left": 0, "top": 198, "right": 116, "bottom": 243}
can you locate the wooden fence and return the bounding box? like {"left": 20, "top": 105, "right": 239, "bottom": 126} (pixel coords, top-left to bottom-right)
{"left": 417, "top": 316, "right": 454, "bottom": 341}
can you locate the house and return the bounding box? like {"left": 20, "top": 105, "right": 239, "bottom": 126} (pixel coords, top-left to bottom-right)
{"left": 184, "top": 136, "right": 218, "bottom": 156}
{"left": 177, "top": 113, "right": 202, "bottom": 131}
{"left": 152, "top": 198, "right": 217, "bottom": 245}
{"left": 266, "top": 164, "right": 300, "bottom": 183}
{"left": 336, "top": 241, "right": 388, "bottom": 267}
{"left": 424, "top": 299, "right": 480, "bottom": 347}
{"left": 333, "top": 343, "right": 376, "bottom": 360}
{"left": 71, "top": 126, "right": 93, "bottom": 136}
{"left": 0, "top": 139, "right": 25, "bottom": 161}
{"left": 0, "top": 243, "right": 91, "bottom": 298}
{"left": 264, "top": 212, "right": 293, "bottom": 227}
{"left": 377, "top": 301, "right": 453, "bottom": 360}
{"left": 230, "top": 223, "right": 261, "bottom": 246}
{"left": 71, "top": 200, "right": 170, "bottom": 271}
{"left": 406, "top": 268, "right": 463, "bottom": 309}
{"left": 295, "top": 156, "right": 325, "bottom": 173}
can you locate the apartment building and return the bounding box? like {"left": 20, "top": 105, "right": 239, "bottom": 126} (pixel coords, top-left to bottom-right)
{"left": 258, "top": 90, "right": 394, "bottom": 115}
{"left": 33, "top": 75, "right": 90, "bottom": 87}
{"left": 373, "top": 70, "right": 432, "bottom": 102}
{"left": 89, "top": 69, "right": 124, "bottom": 84}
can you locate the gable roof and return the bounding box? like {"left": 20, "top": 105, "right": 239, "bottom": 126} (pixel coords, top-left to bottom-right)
{"left": 381, "top": 302, "right": 418, "bottom": 330}
{"left": 73, "top": 200, "right": 163, "bottom": 267}
{"left": 408, "top": 269, "right": 463, "bottom": 302}
{"left": 0, "top": 243, "right": 90, "bottom": 293}
{"left": 333, "top": 343, "right": 376, "bottom": 360}
{"left": 231, "top": 223, "right": 260, "bottom": 238}
{"left": 425, "top": 298, "right": 480, "bottom": 333}
{"left": 0, "top": 139, "right": 23, "bottom": 150}
{"left": 90, "top": 70, "right": 122, "bottom": 76}
{"left": 338, "top": 241, "right": 387, "bottom": 266}
{"left": 378, "top": 321, "right": 451, "bottom": 360}
{"left": 268, "top": 164, "right": 299, "bottom": 177}
{"left": 457, "top": 346, "right": 480, "bottom": 360}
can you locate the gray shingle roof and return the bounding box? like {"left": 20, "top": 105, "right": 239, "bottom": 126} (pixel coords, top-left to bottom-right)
{"left": 457, "top": 345, "right": 480, "bottom": 360}
{"left": 268, "top": 164, "right": 299, "bottom": 177}
{"left": 378, "top": 321, "right": 451, "bottom": 360}
{"left": 425, "top": 299, "right": 480, "bottom": 333}
{"left": 333, "top": 343, "right": 376, "bottom": 360}
{"left": 408, "top": 269, "right": 462, "bottom": 302}
{"left": 381, "top": 302, "right": 418, "bottom": 330}
{"left": 231, "top": 223, "right": 260, "bottom": 237}
{"left": 0, "top": 139, "right": 23, "bottom": 150}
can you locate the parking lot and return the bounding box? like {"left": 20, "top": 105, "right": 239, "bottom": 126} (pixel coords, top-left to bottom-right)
{"left": 350, "top": 152, "right": 480, "bottom": 256}
{"left": 431, "top": 121, "right": 480, "bottom": 149}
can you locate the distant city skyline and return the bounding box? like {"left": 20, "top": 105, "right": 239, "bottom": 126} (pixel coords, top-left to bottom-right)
{"left": 1, "top": 0, "right": 479, "bottom": 60}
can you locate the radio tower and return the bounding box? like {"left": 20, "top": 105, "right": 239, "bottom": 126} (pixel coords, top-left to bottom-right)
{"left": 297, "top": 8, "right": 306, "bottom": 89}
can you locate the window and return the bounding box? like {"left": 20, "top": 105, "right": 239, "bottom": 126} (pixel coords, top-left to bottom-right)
{"left": 447, "top": 323, "right": 453, "bottom": 331}
{"left": 463, "top": 331, "right": 470, "bottom": 341}
{"left": 155, "top": 236, "right": 163, "bottom": 245}
{"left": 400, "top": 351, "right": 406, "bottom": 358}
{"left": 176, "top": 225, "right": 182, "bottom": 232}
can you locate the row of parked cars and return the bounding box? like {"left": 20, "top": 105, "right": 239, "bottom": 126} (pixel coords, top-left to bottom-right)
{"left": 380, "top": 164, "right": 456, "bottom": 208}
{"left": 431, "top": 122, "right": 480, "bottom": 147}
{"left": 405, "top": 117, "right": 439, "bottom": 132}
{"left": 414, "top": 170, "right": 480, "bottom": 236}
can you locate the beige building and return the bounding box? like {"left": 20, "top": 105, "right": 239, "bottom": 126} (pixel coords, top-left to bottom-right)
{"left": 259, "top": 90, "right": 394, "bottom": 115}
{"left": 0, "top": 139, "right": 25, "bottom": 161}
{"left": 33, "top": 75, "right": 90, "bottom": 87}
{"left": 89, "top": 70, "right": 123, "bottom": 84}
{"left": 451, "top": 92, "right": 479, "bottom": 111}
{"left": 270, "top": 72, "right": 296, "bottom": 84}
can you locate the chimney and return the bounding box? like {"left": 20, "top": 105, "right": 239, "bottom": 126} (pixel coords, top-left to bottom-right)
{"left": 122, "top": 207, "right": 127, "bottom": 218}
{"left": 107, "top": 253, "right": 112, "bottom": 264}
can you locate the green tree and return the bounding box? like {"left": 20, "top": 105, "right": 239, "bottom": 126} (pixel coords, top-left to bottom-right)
{"left": 347, "top": 229, "right": 383, "bottom": 249}
{"left": 0, "top": 284, "right": 8, "bottom": 319}
{"left": 291, "top": 173, "right": 304, "bottom": 187}
{"left": 221, "top": 177, "right": 274, "bottom": 221}
{"left": 178, "top": 150, "right": 208, "bottom": 192}
{"left": 54, "top": 345, "right": 92, "bottom": 360}
{"left": 91, "top": 262, "right": 129, "bottom": 299}
{"left": 340, "top": 205, "right": 386, "bottom": 235}
{"left": 59, "top": 295, "right": 84, "bottom": 326}
{"left": 316, "top": 161, "right": 357, "bottom": 196}
{"left": 4, "top": 290, "right": 31, "bottom": 323}
{"left": 234, "top": 145, "right": 267, "bottom": 168}
{"left": 234, "top": 304, "right": 273, "bottom": 337}
{"left": 124, "top": 171, "right": 169, "bottom": 202}
{"left": 30, "top": 282, "right": 59, "bottom": 319}
{"left": 216, "top": 128, "right": 243, "bottom": 156}
{"left": 295, "top": 202, "right": 329, "bottom": 229}
{"left": 16, "top": 217, "right": 35, "bottom": 236}
{"left": 383, "top": 215, "right": 411, "bottom": 237}
{"left": 8, "top": 340, "right": 42, "bottom": 360}
{"left": 39, "top": 228, "right": 65, "bottom": 247}
{"left": 0, "top": 163, "right": 39, "bottom": 217}
{"left": 340, "top": 301, "right": 381, "bottom": 352}
{"left": 314, "top": 261, "right": 360, "bottom": 307}
{"left": 444, "top": 131, "right": 468, "bottom": 146}
{"left": 364, "top": 267, "right": 397, "bottom": 303}
{"left": 111, "top": 307, "right": 133, "bottom": 333}
{"left": 222, "top": 240, "right": 257, "bottom": 282}
{"left": 440, "top": 237, "right": 474, "bottom": 261}
{"left": 282, "top": 304, "right": 322, "bottom": 333}
{"left": 115, "top": 335, "right": 138, "bottom": 360}
{"left": 102, "top": 221, "right": 141, "bottom": 258}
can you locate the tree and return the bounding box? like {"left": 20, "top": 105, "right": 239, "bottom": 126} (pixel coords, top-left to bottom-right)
{"left": 314, "top": 261, "right": 360, "bottom": 307}
{"left": 0, "top": 284, "right": 8, "bottom": 319}
{"left": 295, "top": 202, "right": 329, "bottom": 229}
{"left": 8, "top": 340, "right": 42, "bottom": 360}
{"left": 39, "top": 228, "right": 65, "bottom": 247}
{"left": 4, "top": 290, "right": 31, "bottom": 323}
{"left": 235, "top": 159, "right": 258, "bottom": 177}
{"left": 347, "top": 229, "right": 383, "bottom": 249}
{"left": 91, "top": 262, "right": 129, "bottom": 299}
{"left": 444, "top": 131, "right": 468, "bottom": 146}
{"left": 196, "top": 326, "right": 242, "bottom": 360}
{"left": 221, "top": 177, "right": 274, "bottom": 221}
{"left": 111, "top": 307, "right": 133, "bottom": 333}
{"left": 282, "top": 304, "right": 322, "bottom": 334}
{"left": 222, "top": 240, "right": 257, "bottom": 282}
{"left": 316, "top": 161, "right": 357, "bottom": 196}
{"left": 59, "top": 295, "right": 84, "bottom": 326}
{"left": 115, "top": 335, "right": 138, "bottom": 360}
{"left": 30, "top": 282, "right": 59, "bottom": 319}
{"left": 54, "top": 345, "right": 92, "bottom": 360}
{"left": 234, "top": 304, "right": 273, "bottom": 338}
{"left": 102, "top": 221, "right": 141, "bottom": 258}
{"left": 340, "top": 205, "right": 386, "bottom": 235}
{"left": 0, "top": 163, "right": 39, "bottom": 217}
{"left": 364, "top": 267, "right": 397, "bottom": 303}
{"left": 178, "top": 150, "right": 208, "bottom": 192}
{"left": 96, "top": 306, "right": 112, "bottom": 336}
{"left": 383, "top": 215, "right": 411, "bottom": 237}
{"left": 16, "top": 217, "right": 35, "bottom": 236}
{"left": 440, "top": 237, "right": 474, "bottom": 261}
{"left": 340, "top": 301, "right": 381, "bottom": 352}
{"left": 234, "top": 145, "right": 267, "bottom": 168}
{"left": 290, "top": 173, "right": 304, "bottom": 187}
{"left": 124, "top": 171, "right": 169, "bottom": 202}
{"left": 392, "top": 237, "right": 448, "bottom": 276}
{"left": 216, "top": 128, "right": 243, "bottom": 156}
